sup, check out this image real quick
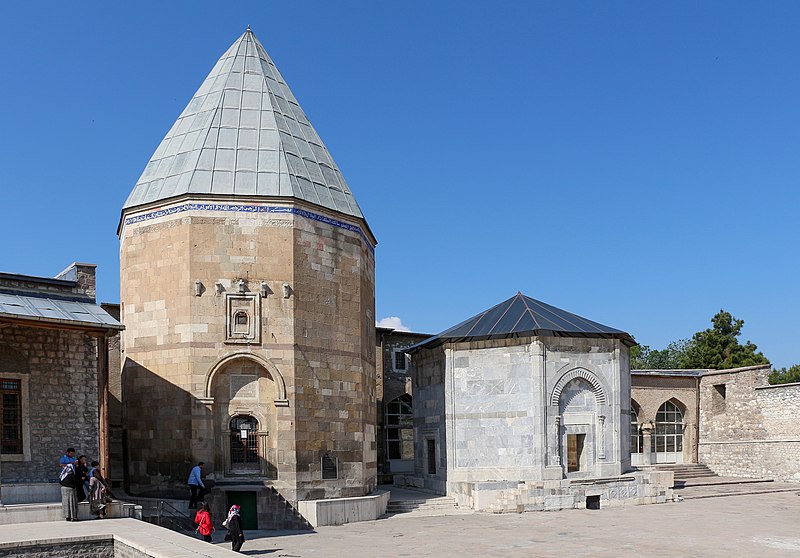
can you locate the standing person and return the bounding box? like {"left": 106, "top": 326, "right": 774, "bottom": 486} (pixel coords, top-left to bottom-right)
{"left": 187, "top": 461, "right": 206, "bottom": 509}
{"left": 226, "top": 504, "right": 245, "bottom": 552}
{"left": 59, "top": 460, "right": 79, "bottom": 521}
{"left": 58, "top": 447, "right": 76, "bottom": 472}
{"left": 89, "top": 462, "right": 108, "bottom": 519}
{"left": 75, "top": 455, "right": 89, "bottom": 503}
{"left": 194, "top": 501, "right": 214, "bottom": 543}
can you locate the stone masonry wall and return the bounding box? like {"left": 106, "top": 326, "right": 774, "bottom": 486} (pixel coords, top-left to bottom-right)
{"left": 120, "top": 200, "right": 377, "bottom": 511}
{"left": 291, "top": 211, "right": 376, "bottom": 500}
{"left": 698, "top": 365, "right": 800, "bottom": 481}
{"left": 0, "top": 324, "right": 99, "bottom": 483}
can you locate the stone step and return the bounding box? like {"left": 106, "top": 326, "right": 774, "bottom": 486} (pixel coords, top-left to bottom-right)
{"left": 386, "top": 497, "right": 459, "bottom": 514}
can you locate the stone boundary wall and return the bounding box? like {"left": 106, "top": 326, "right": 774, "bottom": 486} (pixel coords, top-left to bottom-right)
{"left": 699, "top": 366, "right": 800, "bottom": 482}
{"left": 0, "top": 539, "right": 114, "bottom": 558}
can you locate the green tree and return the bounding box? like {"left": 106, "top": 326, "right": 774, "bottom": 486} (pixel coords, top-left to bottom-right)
{"left": 680, "top": 310, "right": 769, "bottom": 369}
{"left": 630, "top": 339, "right": 689, "bottom": 369}
{"left": 768, "top": 364, "right": 800, "bottom": 385}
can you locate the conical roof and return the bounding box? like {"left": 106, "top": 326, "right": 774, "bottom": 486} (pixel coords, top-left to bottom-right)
{"left": 123, "top": 28, "right": 364, "bottom": 219}
{"left": 408, "top": 292, "right": 635, "bottom": 352}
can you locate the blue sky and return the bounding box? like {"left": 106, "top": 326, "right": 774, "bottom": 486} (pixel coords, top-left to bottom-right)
{"left": 1, "top": 2, "right": 797, "bottom": 367}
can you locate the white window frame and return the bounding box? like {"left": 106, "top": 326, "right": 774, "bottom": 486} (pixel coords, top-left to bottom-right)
{"left": 392, "top": 349, "right": 408, "bottom": 372}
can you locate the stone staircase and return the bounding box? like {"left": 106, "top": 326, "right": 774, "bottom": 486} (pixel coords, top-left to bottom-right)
{"left": 657, "top": 463, "right": 718, "bottom": 484}
{"left": 385, "top": 495, "right": 462, "bottom": 516}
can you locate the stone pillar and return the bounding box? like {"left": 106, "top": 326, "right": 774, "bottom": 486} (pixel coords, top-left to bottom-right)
{"left": 597, "top": 415, "right": 606, "bottom": 460}
{"left": 552, "top": 416, "right": 561, "bottom": 466}
{"left": 641, "top": 422, "right": 654, "bottom": 466}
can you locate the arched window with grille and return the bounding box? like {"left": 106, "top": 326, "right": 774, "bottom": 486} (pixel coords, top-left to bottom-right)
{"left": 229, "top": 415, "right": 260, "bottom": 471}
{"left": 654, "top": 400, "right": 684, "bottom": 464}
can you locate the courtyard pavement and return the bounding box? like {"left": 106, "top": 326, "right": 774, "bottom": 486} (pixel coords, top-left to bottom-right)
{"left": 218, "top": 487, "right": 800, "bottom": 557}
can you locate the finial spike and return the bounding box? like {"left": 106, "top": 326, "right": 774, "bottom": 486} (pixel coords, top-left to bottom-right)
{"left": 246, "top": 24, "right": 251, "bottom": 31}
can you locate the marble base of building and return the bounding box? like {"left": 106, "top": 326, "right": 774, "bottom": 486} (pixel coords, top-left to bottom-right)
{"left": 396, "top": 471, "right": 674, "bottom": 512}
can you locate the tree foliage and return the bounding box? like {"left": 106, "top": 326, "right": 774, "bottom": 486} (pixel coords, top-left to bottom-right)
{"left": 680, "top": 310, "right": 769, "bottom": 369}
{"left": 769, "top": 364, "right": 800, "bottom": 385}
{"left": 630, "top": 339, "right": 689, "bottom": 369}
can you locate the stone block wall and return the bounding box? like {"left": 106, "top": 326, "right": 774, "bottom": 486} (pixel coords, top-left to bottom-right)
{"left": 409, "top": 346, "right": 446, "bottom": 492}
{"left": 698, "top": 365, "right": 800, "bottom": 481}
{"left": 120, "top": 200, "right": 377, "bottom": 514}
{"left": 0, "top": 325, "right": 99, "bottom": 483}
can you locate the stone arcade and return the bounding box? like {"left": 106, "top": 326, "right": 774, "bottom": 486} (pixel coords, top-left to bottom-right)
{"left": 401, "top": 293, "right": 674, "bottom": 511}
{"left": 118, "top": 29, "right": 377, "bottom": 528}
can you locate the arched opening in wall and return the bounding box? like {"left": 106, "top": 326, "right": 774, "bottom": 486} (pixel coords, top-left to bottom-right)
{"left": 386, "top": 394, "right": 414, "bottom": 473}
{"left": 630, "top": 400, "right": 644, "bottom": 466}
{"left": 558, "top": 377, "right": 598, "bottom": 476}
{"left": 210, "top": 357, "right": 279, "bottom": 479}
{"left": 654, "top": 400, "right": 684, "bottom": 464}
{"left": 229, "top": 415, "right": 260, "bottom": 471}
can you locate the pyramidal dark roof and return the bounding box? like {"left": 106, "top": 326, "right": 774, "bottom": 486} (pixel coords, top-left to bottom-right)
{"left": 408, "top": 292, "right": 635, "bottom": 352}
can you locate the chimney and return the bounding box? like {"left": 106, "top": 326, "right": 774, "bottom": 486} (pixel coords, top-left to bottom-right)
{"left": 56, "top": 262, "right": 97, "bottom": 301}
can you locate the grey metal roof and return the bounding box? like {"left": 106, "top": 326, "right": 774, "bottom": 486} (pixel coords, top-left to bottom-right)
{"left": 408, "top": 292, "right": 635, "bottom": 353}
{"left": 0, "top": 293, "right": 124, "bottom": 331}
{"left": 631, "top": 369, "right": 708, "bottom": 377}
{"left": 123, "top": 28, "right": 364, "bottom": 220}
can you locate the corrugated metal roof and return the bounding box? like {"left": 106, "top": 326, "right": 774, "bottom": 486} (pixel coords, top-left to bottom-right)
{"left": 408, "top": 292, "right": 635, "bottom": 352}
{"left": 0, "top": 293, "right": 123, "bottom": 331}
{"left": 123, "top": 28, "right": 364, "bottom": 220}
{"left": 631, "top": 369, "right": 707, "bottom": 377}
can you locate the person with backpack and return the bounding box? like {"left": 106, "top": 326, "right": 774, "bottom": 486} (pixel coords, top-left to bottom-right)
{"left": 59, "top": 460, "right": 79, "bottom": 521}
{"left": 194, "top": 501, "right": 214, "bottom": 543}
{"left": 224, "top": 504, "right": 245, "bottom": 552}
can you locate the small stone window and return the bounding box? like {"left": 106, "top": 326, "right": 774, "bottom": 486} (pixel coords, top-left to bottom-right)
{"left": 321, "top": 453, "right": 338, "bottom": 480}
{"left": 233, "top": 311, "right": 249, "bottom": 334}
{"left": 393, "top": 350, "right": 407, "bottom": 372}
{"left": 225, "top": 293, "right": 261, "bottom": 343}
{"left": 712, "top": 384, "right": 727, "bottom": 414}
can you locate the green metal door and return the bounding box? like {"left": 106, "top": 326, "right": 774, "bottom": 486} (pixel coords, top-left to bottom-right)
{"left": 226, "top": 491, "right": 258, "bottom": 530}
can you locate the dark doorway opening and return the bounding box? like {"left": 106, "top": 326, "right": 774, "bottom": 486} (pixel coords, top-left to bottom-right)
{"left": 567, "top": 433, "right": 585, "bottom": 473}
{"left": 226, "top": 491, "right": 258, "bottom": 530}
{"left": 586, "top": 495, "right": 600, "bottom": 510}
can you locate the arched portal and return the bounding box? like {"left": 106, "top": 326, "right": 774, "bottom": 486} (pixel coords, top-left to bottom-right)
{"left": 210, "top": 357, "right": 280, "bottom": 478}
{"left": 654, "top": 400, "right": 684, "bottom": 464}
{"left": 557, "top": 377, "right": 603, "bottom": 476}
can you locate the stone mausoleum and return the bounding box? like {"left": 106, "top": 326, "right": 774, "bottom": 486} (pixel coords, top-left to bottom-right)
{"left": 402, "top": 293, "right": 674, "bottom": 511}
{"left": 118, "top": 28, "right": 377, "bottom": 528}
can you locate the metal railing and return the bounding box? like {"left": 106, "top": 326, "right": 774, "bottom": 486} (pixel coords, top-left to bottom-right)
{"left": 154, "top": 499, "right": 196, "bottom": 533}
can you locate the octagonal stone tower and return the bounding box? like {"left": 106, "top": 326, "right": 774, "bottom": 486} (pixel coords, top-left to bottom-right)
{"left": 118, "top": 29, "right": 377, "bottom": 523}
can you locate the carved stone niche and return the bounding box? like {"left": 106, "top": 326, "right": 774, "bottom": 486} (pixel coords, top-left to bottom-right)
{"left": 225, "top": 292, "right": 261, "bottom": 344}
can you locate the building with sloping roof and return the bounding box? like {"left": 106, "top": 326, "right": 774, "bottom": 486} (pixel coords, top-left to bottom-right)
{"left": 118, "top": 28, "right": 376, "bottom": 529}
{"left": 403, "top": 293, "right": 674, "bottom": 511}
{"left": 0, "top": 263, "right": 122, "bottom": 504}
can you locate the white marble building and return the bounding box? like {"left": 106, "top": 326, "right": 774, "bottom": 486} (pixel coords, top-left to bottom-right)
{"left": 403, "top": 293, "right": 674, "bottom": 511}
